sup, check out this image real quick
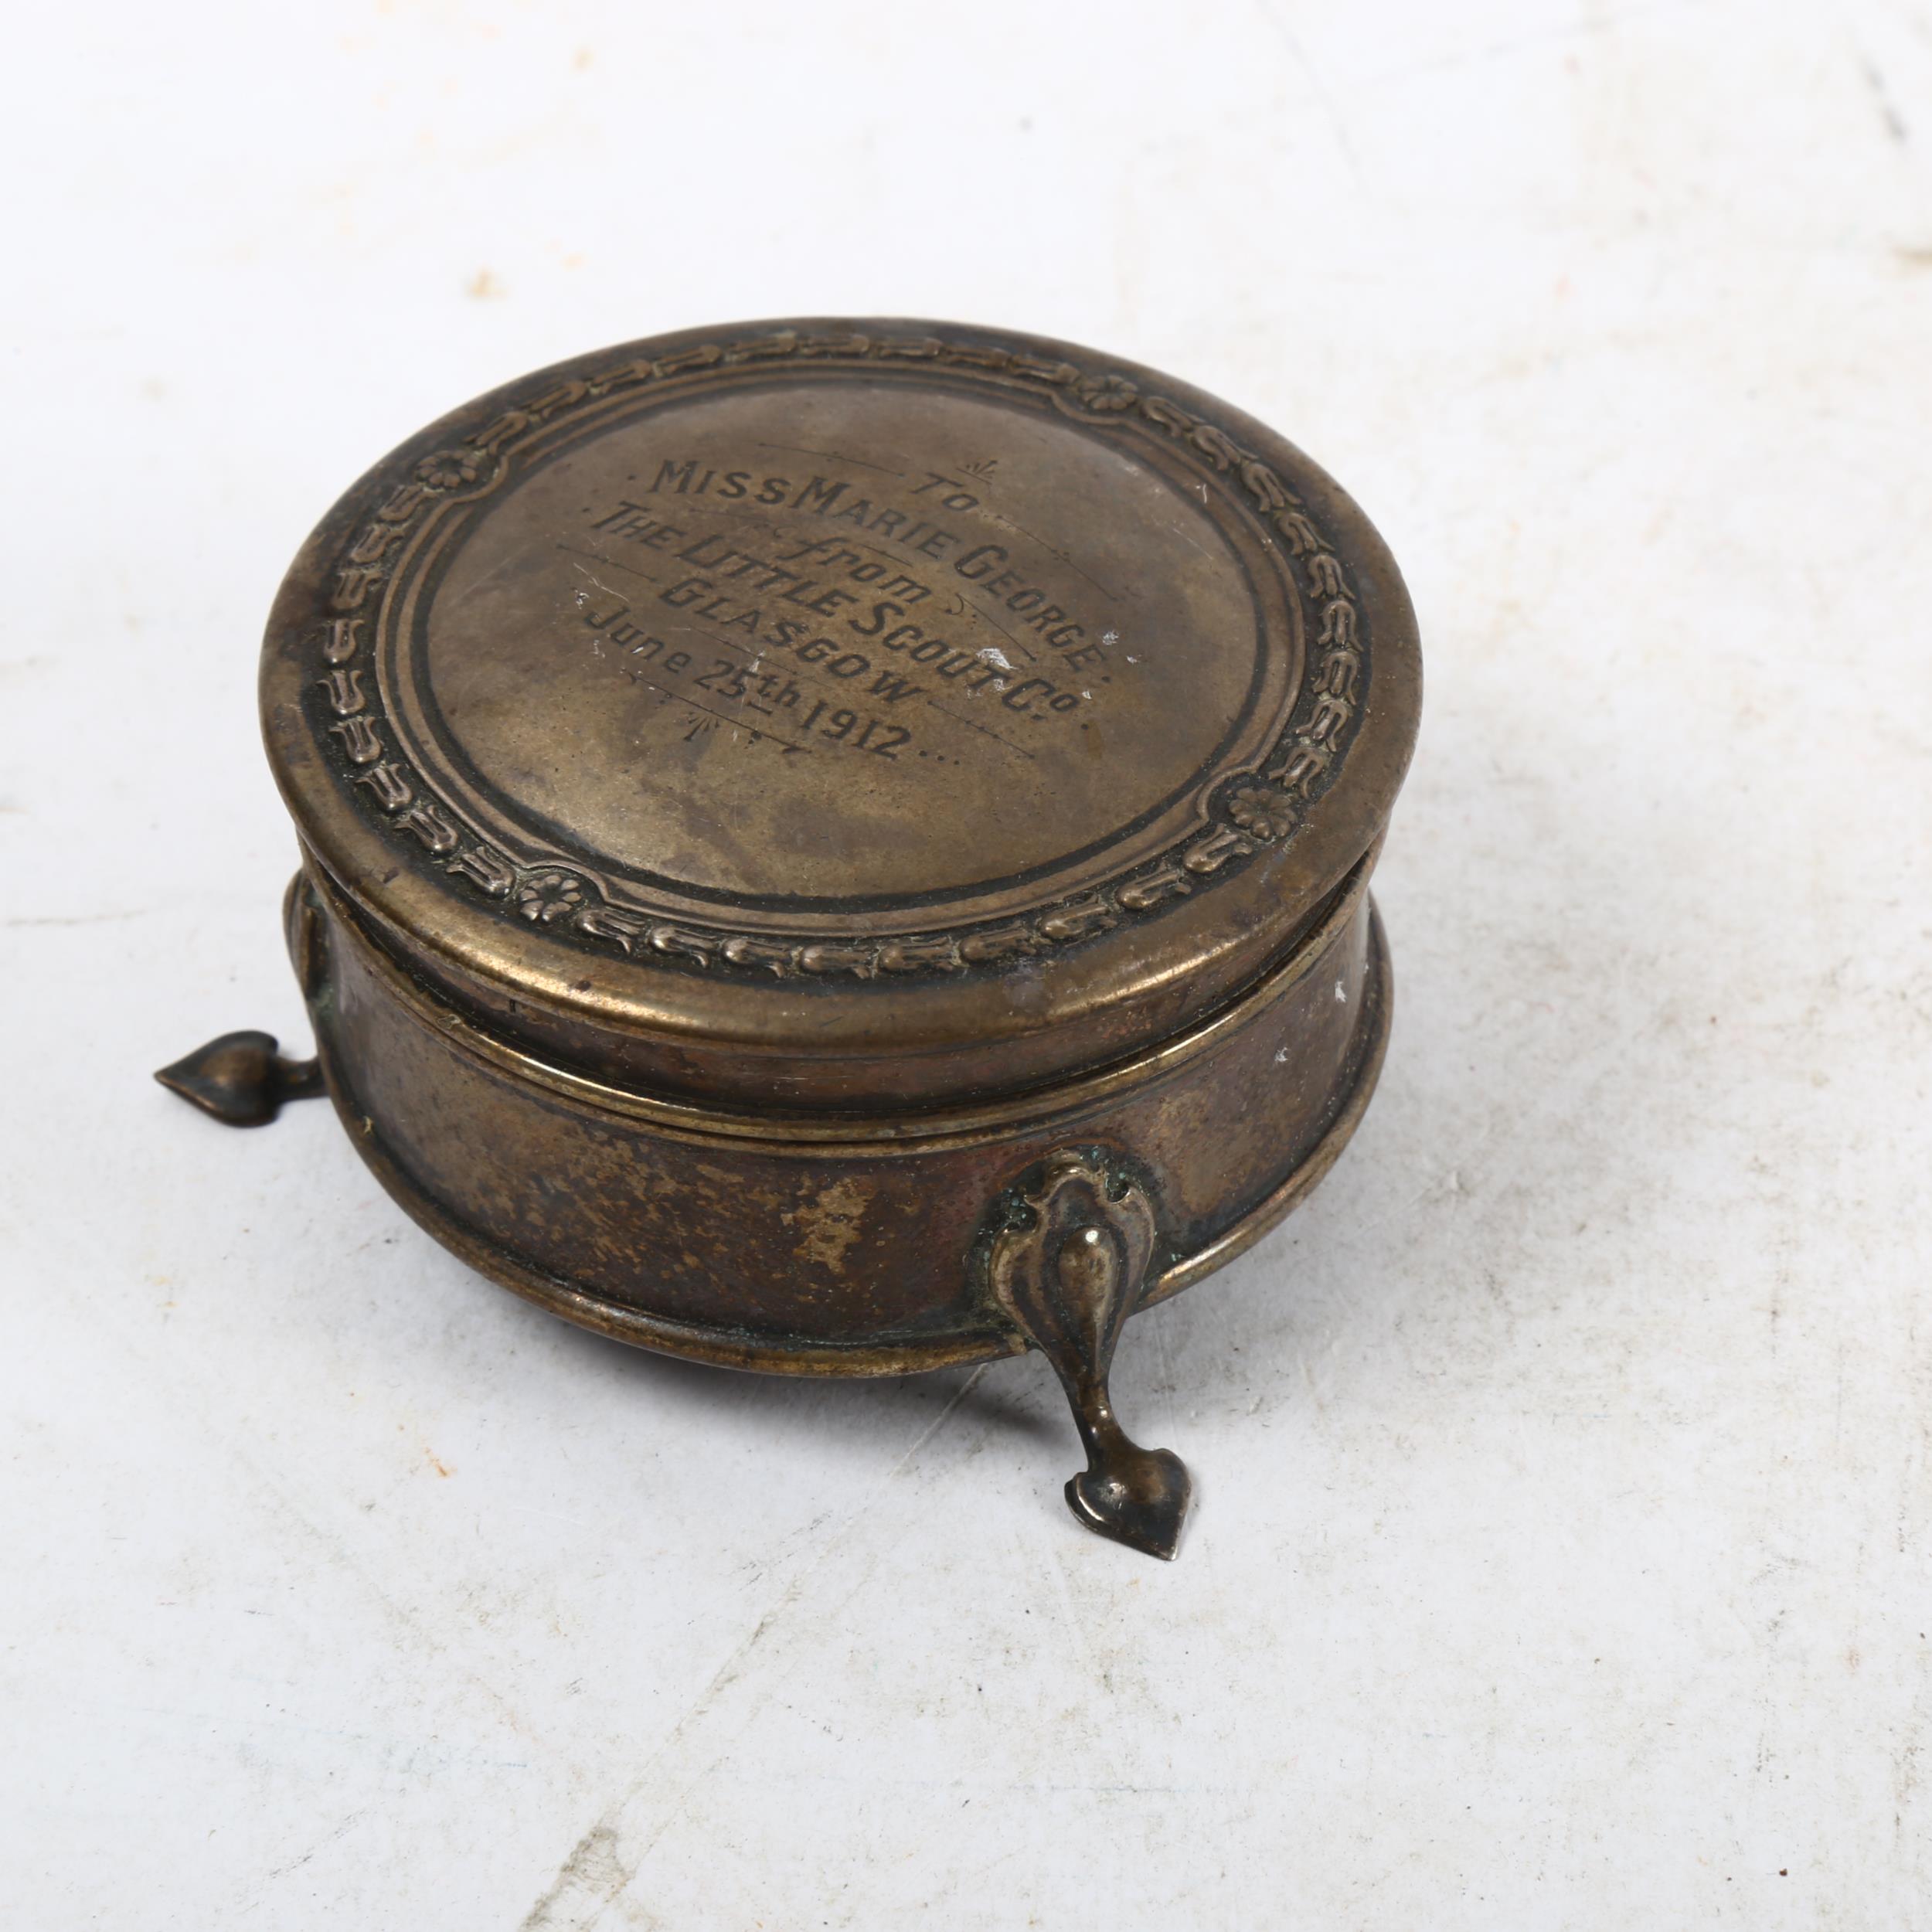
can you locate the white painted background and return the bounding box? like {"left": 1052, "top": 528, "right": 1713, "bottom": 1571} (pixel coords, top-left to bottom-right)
{"left": 4, "top": 2, "right": 1930, "bottom": 1924}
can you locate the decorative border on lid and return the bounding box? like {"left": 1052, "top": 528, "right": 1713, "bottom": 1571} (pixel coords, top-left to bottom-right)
{"left": 305, "top": 328, "right": 1367, "bottom": 981}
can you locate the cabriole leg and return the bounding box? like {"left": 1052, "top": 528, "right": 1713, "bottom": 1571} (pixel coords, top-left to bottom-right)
{"left": 986, "top": 1148, "right": 1193, "bottom": 1560}
{"left": 155, "top": 1031, "right": 324, "bottom": 1128}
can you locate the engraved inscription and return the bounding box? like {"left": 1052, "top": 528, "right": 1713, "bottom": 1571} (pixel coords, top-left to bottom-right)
{"left": 590, "top": 504, "right": 1090, "bottom": 728}
{"left": 580, "top": 596, "right": 917, "bottom": 760}
{"left": 640, "top": 458, "right": 1110, "bottom": 672}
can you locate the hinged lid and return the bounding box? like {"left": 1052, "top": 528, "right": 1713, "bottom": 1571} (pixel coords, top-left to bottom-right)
{"left": 261, "top": 319, "right": 1420, "bottom": 1108}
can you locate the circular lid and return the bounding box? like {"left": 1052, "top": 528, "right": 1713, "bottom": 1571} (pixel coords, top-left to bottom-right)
{"left": 262, "top": 319, "right": 1420, "bottom": 1109}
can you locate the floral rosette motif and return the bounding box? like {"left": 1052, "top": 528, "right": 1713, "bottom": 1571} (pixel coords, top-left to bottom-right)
{"left": 1226, "top": 784, "right": 1296, "bottom": 842}
{"left": 515, "top": 871, "right": 586, "bottom": 924}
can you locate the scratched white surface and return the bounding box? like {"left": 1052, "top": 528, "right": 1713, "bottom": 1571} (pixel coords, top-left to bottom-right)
{"left": 4, "top": 1, "right": 1930, "bottom": 1925}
